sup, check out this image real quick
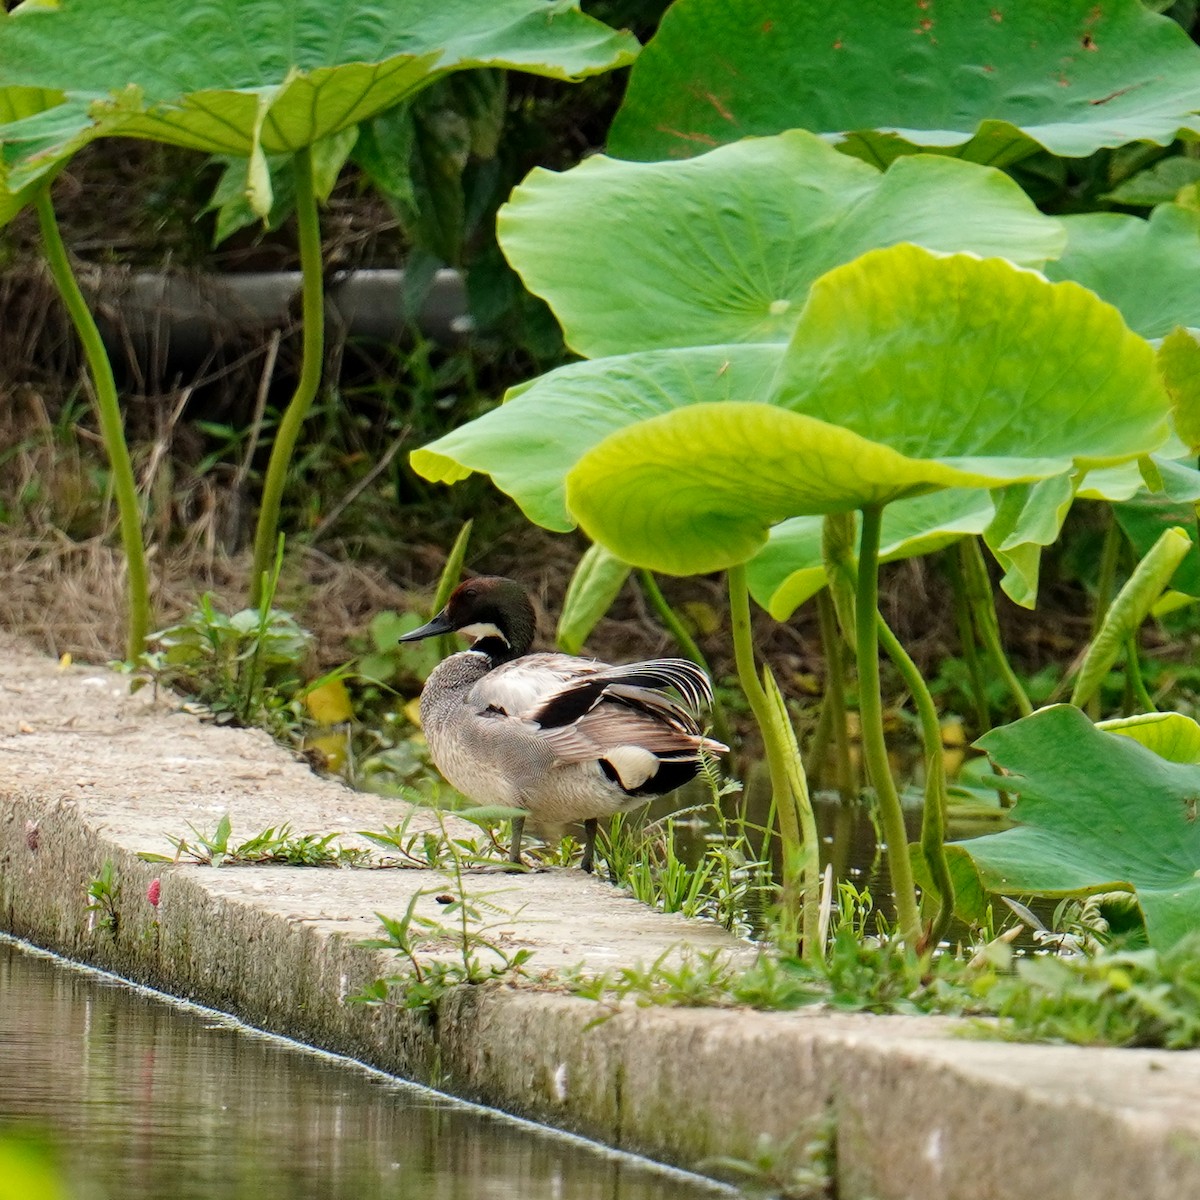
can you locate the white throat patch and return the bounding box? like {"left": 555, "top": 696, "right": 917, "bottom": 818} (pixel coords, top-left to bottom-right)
{"left": 457, "top": 621, "right": 509, "bottom": 646}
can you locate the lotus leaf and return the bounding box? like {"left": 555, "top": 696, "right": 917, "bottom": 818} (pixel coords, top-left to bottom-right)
{"left": 1103, "top": 156, "right": 1200, "bottom": 207}
{"left": 1045, "top": 205, "right": 1200, "bottom": 339}
{"left": 0, "top": 0, "right": 637, "bottom": 197}
{"left": 608, "top": 0, "right": 1200, "bottom": 167}
{"left": 1098, "top": 711, "right": 1200, "bottom": 764}
{"left": 982, "top": 474, "right": 1078, "bottom": 609}
{"left": 411, "top": 343, "right": 783, "bottom": 531}
{"left": 1157, "top": 329, "right": 1200, "bottom": 453}
{"left": 497, "top": 132, "right": 1064, "bottom": 357}
{"left": 746, "top": 490, "right": 994, "bottom": 621}
{"left": 954, "top": 704, "right": 1200, "bottom": 948}
{"left": 1113, "top": 492, "right": 1200, "bottom": 596}
{"left": 567, "top": 246, "right": 1170, "bottom": 576}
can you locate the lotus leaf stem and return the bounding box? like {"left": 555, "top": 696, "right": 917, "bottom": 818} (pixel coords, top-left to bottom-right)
{"left": 815, "top": 588, "right": 855, "bottom": 802}
{"left": 728, "top": 564, "right": 819, "bottom": 960}
{"left": 960, "top": 538, "right": 1032, "bottom": 719}
{"left": 1126, "top": 635, "right": 1156, "bottom": 714}
{"left": 250, "top": 145, "right": 325, "bottom": 605}
{"left": 35, "top": 184, "right": 153, "bottom": 660}
{"left": 1088, "top": 514, "right": 1124, "bottom": 719}
{"left": 945, "top": 548, "right": 991, "bottom": 735}
{"left": 876, "top": 613, "right": 955, "bottom": 953}
{"left": 855, "top": 505, "right": 922, "bottom": 947}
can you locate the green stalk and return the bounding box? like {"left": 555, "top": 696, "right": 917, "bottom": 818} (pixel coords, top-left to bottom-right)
{"left": 728, "top": 565, "right": 819, "bottom": 959}
{"left": 876, "top": 614, "right": 954, "bottom": 953}
{"left": 1088, "top": 514, "right": 1124, "bottom": 720}
{"left": 637, "top": 569, "right": 709, "bottom": 670}
{"left": 816, "top": 588, "right": 855, "bottom": 802}
{"left": 763, "top": 665, "right": 822, "bottom": 957}
{"left": 945, "top": 548, "right": 991, "bottom": 735}
{"left": 960, "top": 538, "right": 1032, "bottom": 719}
{"left": 250, "top": 146, "right": 324, "bottom": 605}
{"left": 854, "top": 506, "right": 922, "bottom": 947}
{"left": 35, "top": 185, "right": 152, "bottom": 659}
{"left": 1126, "top": 635, "right": 1156, "bottom": 714}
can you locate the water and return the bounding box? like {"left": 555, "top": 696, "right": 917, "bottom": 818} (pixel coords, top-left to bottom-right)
{"left": 0, "top": 939, "right": 731, "bottom": 1200}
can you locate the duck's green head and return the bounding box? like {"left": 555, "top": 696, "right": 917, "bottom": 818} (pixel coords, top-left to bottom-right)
{"left": 398, "top": 576, "right": 536, "bottom": 661}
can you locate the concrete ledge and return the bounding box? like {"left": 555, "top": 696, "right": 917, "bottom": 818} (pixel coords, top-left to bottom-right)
{"left": 3, "top": 636, "right": 1200, "bottom": 1199}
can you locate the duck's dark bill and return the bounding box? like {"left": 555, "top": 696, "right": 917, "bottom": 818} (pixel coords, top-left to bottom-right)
{"left": 398, "top": 610, "right": 454, "bottom": 642}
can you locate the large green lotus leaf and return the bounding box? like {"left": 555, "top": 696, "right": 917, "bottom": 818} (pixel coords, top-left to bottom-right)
{"left": 956, "top": 704, "right": 1200, "bottom": 949}
{"left": 410, "top": 343, "right": 783, "bottom": 532}
{"left": 497, "top": 132, "right": 1064, "bottom": 357}
{"left": 1044, "top": 206, "right": 1200, "bottom": 339}
{"left": 567, "top": 246, "right": 1170, "bottom": 575}
{"left": 773, "top": 245, "right": 1169, "bottom": 465}
{"left": 0, "top": 0, "right": 637, "bottom": 189}
{"left": 607, "top": 0, "right": 1200, "bottom": 166}
{"left": 747, "top": 490, "right": 994, "bottom": 621}
{"left": 567, "top": 402, "right": 1068, "bottom": 576}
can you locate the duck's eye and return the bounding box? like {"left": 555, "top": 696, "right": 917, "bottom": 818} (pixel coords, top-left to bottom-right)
{"left": 460, "top": 587, "right": 477, "bottom": 600}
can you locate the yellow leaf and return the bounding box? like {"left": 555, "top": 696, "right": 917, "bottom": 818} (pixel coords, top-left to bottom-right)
{"left": 305, "top": 678, "right": 354, "bottom": 725}
{"left": 306, "top": 732, "right": 348, "bottom": 773}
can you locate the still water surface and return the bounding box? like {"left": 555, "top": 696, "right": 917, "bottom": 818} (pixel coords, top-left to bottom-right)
{"left": 0, "top": 939, "right": 731, "bottom": 1200}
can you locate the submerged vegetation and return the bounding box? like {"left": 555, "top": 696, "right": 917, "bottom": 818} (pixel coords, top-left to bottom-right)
{"left": 8, "top": 0, "right": 1200, "bottom": 1050}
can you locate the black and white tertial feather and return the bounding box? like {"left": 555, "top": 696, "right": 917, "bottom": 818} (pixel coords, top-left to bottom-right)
{"left": 398, "top": 577, "right": 727, "bottom": 872}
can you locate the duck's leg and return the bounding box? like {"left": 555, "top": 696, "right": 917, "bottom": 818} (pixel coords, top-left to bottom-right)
{"left": 508, "top": 815, "right": 526, "bottom": 868}
{"left": 580, "top": 817, "right": 599, "bottom": 874}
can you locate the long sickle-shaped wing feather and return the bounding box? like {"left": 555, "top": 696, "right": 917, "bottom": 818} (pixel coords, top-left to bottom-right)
{"left": 528, "top": 658, "right": 713, "bottom": 730}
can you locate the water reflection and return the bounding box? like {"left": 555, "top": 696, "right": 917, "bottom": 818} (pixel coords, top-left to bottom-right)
{"left": 0, "top": 941, "right": 729, "bottom": 1200}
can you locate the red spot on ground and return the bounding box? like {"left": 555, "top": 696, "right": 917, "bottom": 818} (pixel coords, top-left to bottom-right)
{"left": 983, "top": 64, "right": 995, "bottom": 72}
{"left": 990, "top": 8, "right": 1003, "bottom": 20}
{"left": 916, "top": 17, "right": 934, "bottom": 33}
{"left": 762, "top": 19, "right": 773, "bottom": 32}
{"left": 833, "top": 38, "right": 844, "bottom": 49}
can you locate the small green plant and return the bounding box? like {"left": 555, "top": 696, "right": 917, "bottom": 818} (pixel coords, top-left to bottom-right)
{"left": 358, "top": 818, "right": 504, "bottom": 870}
{"left": 563, "top": 946, "right": 821, "bottom": 1013}
{"left": 138, "top": 541, "right": 313, "bottom": 736}
{"left": 701, "top": 1122, "right": 835, "bottom": 1200}
{"left": 352, "top": 891, "right": 533, "bottom": 1018}
{"left": 139, "top": 815, "right": 369, "bottom": 867}
{"left": 85, "top": 860, "right": 120, "bottom": 937}
{"left": 980, "top": 936, "right": 1200, "bottom": 1048}
{"left": 350, "top": 813, "right": 531, "bottom": 1017}
{"left": 596, "top": 756, "right": 771, "bottom": 934}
